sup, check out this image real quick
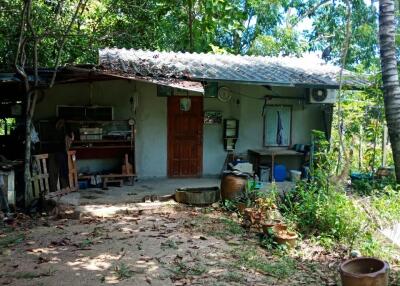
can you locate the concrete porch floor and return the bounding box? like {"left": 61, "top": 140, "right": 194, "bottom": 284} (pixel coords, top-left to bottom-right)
{"left": 59, "top": 177, "right": 295, "bottom": 207}
{"left": 60, "top": 177, "right": 221, "bottom": 206}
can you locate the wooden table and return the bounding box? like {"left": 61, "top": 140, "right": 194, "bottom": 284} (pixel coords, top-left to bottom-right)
{"left": 248, "top": 149, "right": 304, "bottom": 181}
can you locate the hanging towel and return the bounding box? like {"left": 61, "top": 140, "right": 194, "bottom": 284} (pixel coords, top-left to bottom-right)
{"left": 276, "top": 111, "right": 283, "bottom": 145}
{"left": 90, "top": 176, "right": 96, "bottom": 186}
{"left": 95, "top": 175, "right": 102, "bottom": 185}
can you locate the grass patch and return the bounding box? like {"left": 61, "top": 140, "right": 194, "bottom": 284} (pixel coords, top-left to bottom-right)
{"left": 232, "top": 246, "right": 295, "bottom": 279}
{"left": 161, "top": 239, "right": 179, "bottom": 250}
{"left": 77, "top": 238, "right": 93, "bottom": 249}
{"left": 170, "top": 261, "right": 208, "bottom": 278}
{"left": 207, "top": 217, "right": 245, "bottom": 238}
{"left": 114, "top": 263, "right": 134, "bottom": 280}
{"left": 0, "top": 232, "right": 25, "bottom": 252}
{"left": 222, "top": 271, "right": 245, "bottom": 283}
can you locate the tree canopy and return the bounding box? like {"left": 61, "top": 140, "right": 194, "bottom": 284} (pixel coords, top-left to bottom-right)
{"left": 0, "top": 0, "right": 388, "bottom": 72}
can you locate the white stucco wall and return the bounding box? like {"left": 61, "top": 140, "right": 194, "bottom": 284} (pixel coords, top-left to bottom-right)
{"left": 34, "top": 80, "right": 327, "bottom": 178}
{"left": 35, "top": 80, "right": 168, "bottom": 177}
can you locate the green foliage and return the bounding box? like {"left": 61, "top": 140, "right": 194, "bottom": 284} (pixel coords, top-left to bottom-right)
{"left": 0, "top": 118, "right": 16, "bottom": 136}
{"left": 0, "top": 232, "right": 25, "bottom": 252}
{"left": 207, "top": 217, "right": 244, "bottom": 238}
{"left": 161, "top": 239, "right": 179, "bottom": 250}
{"left": 249, "top": 27, "right": 307, "bottom": 56}
{"left": 351, "top": 175, "right": 396, "bottom": 196}
{"left": 222, "top": 271, "right": 245, "bottom": 283}
{"left": 307, "top": 0, "right": 379, "bottom": 69}
{"left": 332, "top": 73, "right": 392, "bottom": 175}
{"left": 233, "top": 246, "right": 296, "bottom": 279}
{"left": 259, "top": 231, "right": 288, "bottom": 252}
{"left": 281, "top": 128, "right": 400, "bottom": 262}
{"left": 371, "top": 185, "right": 400, "bottom": 223}
{"left": 114, "top": 263, "right": 134, "bottom": 280}
{"left": 221, "top": 180, "right": 278, "bottom": 214}
{"left": 0, "top": 0, "right": 387, "bottom": 71}
{"left": 77, "top": 238, "right": 93, "bottom": 249}
{"left": 171, "top": 261, "right": 207, "bottom": 277}
{"left": 282, "top": 132, "right": 369, "bottom": 248}
{"left": 282, "top": 180, "right": 368, "bottom": 246}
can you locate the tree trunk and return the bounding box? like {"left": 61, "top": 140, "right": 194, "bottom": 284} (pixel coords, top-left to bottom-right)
{"left": 23, "top": 90, "right": 38, "bottom": 207}
{"left": 378, "top": 0, "right": 400, "bottom": 182}
{"left": 382, "top": 124, "right": 388, "bottom": 166}
{"left": 24, "top": 101, "right": 33, "bottom": 207}
{"left": 188, "top": 0, "right": 194, "bottom": 52}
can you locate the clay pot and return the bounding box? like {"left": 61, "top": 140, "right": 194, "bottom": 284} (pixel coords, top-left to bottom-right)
{"left": 340, "top": 257, "right": 389, "bottom": 286}
{"left": 220, "top": 174, "right": 247, "bottom": 200}
{"left": 262, "top": 222, "right": 274, "bottom": 234}
{"left": 261, "top": 220, "right": 283, "bottom": 234}
{"left": 274, "top": 231, "right": 298, "bottom": 248}
{"left": 272, "top": 224, "right": 297, "bottom": 248}
{"left": 272, "top": 224, "right": 288, "bottom": 232}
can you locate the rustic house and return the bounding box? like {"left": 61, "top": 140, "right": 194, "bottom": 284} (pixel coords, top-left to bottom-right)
{"left": 0, "top": 49, "right": 366, "bottom": 203}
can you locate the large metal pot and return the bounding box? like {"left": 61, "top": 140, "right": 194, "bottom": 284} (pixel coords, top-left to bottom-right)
{"left": 340, "top": 257, "right": 389, "bottom": 286}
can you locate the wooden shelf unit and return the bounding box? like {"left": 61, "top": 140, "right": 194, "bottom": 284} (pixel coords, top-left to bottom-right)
{"left": 37, "top": 119, "right": 136, "bottom": 171}
{"left": 223, "top": 119, "right": 239, "bottom": 151}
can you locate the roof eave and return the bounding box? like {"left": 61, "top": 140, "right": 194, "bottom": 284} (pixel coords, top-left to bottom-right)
{"left": 192, "top": 77, "right": 295, "bottom": 87}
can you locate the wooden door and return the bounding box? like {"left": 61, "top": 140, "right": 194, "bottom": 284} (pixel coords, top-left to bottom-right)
{"left": 168, "top": 96, "right": 203, "bottom": 177}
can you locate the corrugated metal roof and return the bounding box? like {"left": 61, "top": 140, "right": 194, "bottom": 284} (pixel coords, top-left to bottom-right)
{"left": 98, "top": 72, "right": 204, "bottom": 93}
{"left": 99, "top": 48, "right": 368, "bottom": 88}
{"left": 0, "top": 67, "right": 204, "bottom": 93}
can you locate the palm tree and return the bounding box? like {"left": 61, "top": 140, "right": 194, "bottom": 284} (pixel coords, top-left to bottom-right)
{"left": 379, "top": 0, "right": 400, "bottom": 182}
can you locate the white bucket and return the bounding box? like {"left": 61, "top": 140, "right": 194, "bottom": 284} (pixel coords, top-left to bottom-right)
{"left": 290, "top": 170, "right": 302, "bottom": 182}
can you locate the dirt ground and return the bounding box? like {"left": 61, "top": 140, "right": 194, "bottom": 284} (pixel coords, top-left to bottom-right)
{"left": 0, "top": 203, "right": 399, "bottom": 286}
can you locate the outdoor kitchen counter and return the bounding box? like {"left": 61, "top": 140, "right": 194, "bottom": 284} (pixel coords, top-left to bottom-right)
{"left": 248, "top": 149, "right": 304, "bottom": 181}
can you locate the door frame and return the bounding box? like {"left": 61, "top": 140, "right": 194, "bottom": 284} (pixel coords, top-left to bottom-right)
{"left": 167, "top": 96, "right": 203, "bottom": 177}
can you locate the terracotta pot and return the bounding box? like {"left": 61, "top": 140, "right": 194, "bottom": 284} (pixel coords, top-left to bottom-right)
{"left": 272, "top": 224, "right": 288, "bottom": 232}
{"left": 262, "top": 223, "right": 274, "bottom": 234}
{"left": 340, "top": 257, "right": 389, "bottom": 286}
{"left": 272, "top": 224, "right": 297, "bottom": 248}
{"left": 220, "top": 174, "right": 247, "bottom": 200}
{"left": 274, "top": 231, "right": 298, "bottom": 248}
{"left": 262, "top": 220, "right": 283, "bottom": 234}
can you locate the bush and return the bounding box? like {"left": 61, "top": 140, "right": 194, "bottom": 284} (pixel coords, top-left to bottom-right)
{"left": 351, "top": 175, "right": 397, "bottom": 196}
{"left": 281, "top": 180, "right": 368, "bottom": 247}
{"left": 371, "top": 185, "right": 400, "bottom": 223}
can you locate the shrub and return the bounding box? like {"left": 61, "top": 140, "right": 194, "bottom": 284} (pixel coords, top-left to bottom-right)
{"left": 371, "top": 185, "right": 400, "bottom": 223}
{"left": 281, "top": 180, "right": 368, "bottom": 248}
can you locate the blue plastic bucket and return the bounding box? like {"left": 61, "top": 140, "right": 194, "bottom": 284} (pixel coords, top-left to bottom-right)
{"left": 78, "top": 180, "right": 88, "bottom": 189}
{"left": 274, "top": 164, "right": 287, "bottom": 182}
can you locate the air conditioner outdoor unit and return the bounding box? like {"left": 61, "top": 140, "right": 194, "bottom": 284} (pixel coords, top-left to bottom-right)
{"left": 309, "top": 88, "right": 337, "bottom": 104}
